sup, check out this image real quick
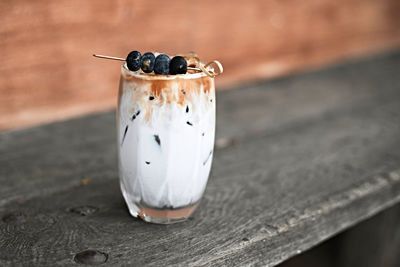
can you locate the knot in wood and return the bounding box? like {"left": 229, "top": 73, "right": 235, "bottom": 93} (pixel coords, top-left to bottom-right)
{"left": 2, "top": 212, "right": 27, "bottom": 224}
{"left": 69, "top": 206, "right": 98, "bottom": 216}
{"left": 74, "top": 250, "right": 108, "bottom": 265}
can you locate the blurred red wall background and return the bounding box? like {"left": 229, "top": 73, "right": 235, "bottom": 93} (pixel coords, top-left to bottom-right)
{"left": 1, "top": 0, "right": 400, "bottom": 131}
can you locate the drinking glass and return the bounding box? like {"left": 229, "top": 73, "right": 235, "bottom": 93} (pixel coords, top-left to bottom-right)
{"left": 117, "top": 63, "right": 215, "bottom": 224}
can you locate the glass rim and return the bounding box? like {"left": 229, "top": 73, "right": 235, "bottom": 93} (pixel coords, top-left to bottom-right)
{"left": 121, "top": 64, "right": 211, "bottom": 81}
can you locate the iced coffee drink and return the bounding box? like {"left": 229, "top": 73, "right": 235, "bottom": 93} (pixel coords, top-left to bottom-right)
{"left": 114, "top": 51, "right": 222, "bottom": 224}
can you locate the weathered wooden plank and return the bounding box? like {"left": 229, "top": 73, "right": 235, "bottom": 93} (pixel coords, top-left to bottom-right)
{"left": 1, "top": 52, "right": 400, "bottom": 266}
{"left": 2, "top": 52, "right": 399, "bottom": 206}
{"left": 1, "top": 0, "right": 400, "bottom": 131}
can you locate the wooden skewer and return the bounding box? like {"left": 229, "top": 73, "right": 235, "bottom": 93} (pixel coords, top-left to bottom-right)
{"left": 93, "top": 54, "right": 125, "bottom": 61}
{"left": 93, "top": 54, "right": 202, "bottom": 72}
{"left": 92, "top": 54, "right": 223, "bottom": 78}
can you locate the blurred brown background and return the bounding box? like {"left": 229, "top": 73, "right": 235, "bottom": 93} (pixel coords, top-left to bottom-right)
{"left": 1, "top": 0, "right": 400, "bottom": 131}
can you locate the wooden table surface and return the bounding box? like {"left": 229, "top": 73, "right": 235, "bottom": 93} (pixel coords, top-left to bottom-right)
{"left": 1, "top": 52, "right": 400, "bottom": 266}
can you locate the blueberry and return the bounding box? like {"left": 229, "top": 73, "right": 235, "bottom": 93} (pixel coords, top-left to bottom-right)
{"left": 126, "top": 51, "right": 142, "bottom": 71}
{"left": 169, "top": 56, "right": 187, "bottom": 75}
{"left": 154, "top": 54, "right": 170, "bottom": 75}
{"left": 141, "top": 52, "right": 155, "bottom": 73}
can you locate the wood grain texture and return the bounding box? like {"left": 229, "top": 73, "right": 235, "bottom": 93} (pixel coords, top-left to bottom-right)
{"left": 1, "top": 52, "right": 400, "bottom": 266}
{"left": 1, "top": 0, "right": 400, "bottom": 131}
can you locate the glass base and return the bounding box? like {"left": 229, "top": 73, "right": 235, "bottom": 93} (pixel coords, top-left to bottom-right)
{"left": 127, "top": 202, "right": 198, "bottom": 224}
{"left": 138, "top": 204, "right": 197, "bottom": 224}
{"left": 120, "top": 183, "right": 199, "bottom": 224}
